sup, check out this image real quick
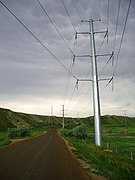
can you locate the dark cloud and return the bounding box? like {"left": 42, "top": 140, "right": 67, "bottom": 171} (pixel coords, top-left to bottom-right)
{"left": 0, "top": 0, "right": 134, "bottom": 117}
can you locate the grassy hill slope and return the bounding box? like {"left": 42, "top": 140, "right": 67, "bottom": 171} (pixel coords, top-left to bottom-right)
{"left": 0, "top": 108, "right": 135, "bottom": 131}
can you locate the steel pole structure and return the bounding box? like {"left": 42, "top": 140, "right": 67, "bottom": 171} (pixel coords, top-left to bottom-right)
{"left": 89, "top": 19, "right": 102, "bottom": 146}
{"left": 62, "top": 105, "right": 65, "bottom": 129}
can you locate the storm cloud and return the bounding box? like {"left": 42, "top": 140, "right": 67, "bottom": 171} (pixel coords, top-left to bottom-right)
{"left": 0, "top": 0, "right": 134, "bottom": 117}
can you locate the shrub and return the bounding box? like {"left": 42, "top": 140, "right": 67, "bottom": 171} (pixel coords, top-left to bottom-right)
{"left": 61, "top": 124, "right": 88, "bottom": 139}
{"left": 8, "top": 127, "right": 30, "bottom": 138}
{"left": 72, "top": 124, "right": 87, "bottom": 139}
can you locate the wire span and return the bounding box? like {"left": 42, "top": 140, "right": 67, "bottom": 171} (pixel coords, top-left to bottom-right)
{"left": 113, "top": 0, "right": 132, "bottom": 76}
{"left": 0, "top": 0, "right": 77, "bottom": 80}
{"left": 61, "top": 0, "right": 76, "bottom": 33}
{"left": 36, "top": 0, "right": 74, "bottom": 56}
{"left": 113, "top": 0, "right": 122, "bottom": 51}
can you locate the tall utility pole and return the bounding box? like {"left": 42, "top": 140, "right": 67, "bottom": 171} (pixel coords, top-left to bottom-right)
{"left": 62, "top": 105, "right": 65, "bottom": 129}
{"left": 89, "top": 19, "right": 102, "bottom": 146}
{"left": 75, "top": 19, "right": 113, "bottom": 146}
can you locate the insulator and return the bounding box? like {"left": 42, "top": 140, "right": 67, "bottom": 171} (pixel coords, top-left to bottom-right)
{"left": 107, "top": 28, "right": 109, "bottom": 43}
{"left": 112, "top": 57, "right": 114, "bottom": 66}
{"left": 76, "top": 80, "right": 79, "bottom": 90}
{"left": 73, "top": 55, "right": 75, "bottom": 65}
{"left": 75, "top": 32, "right": 77, "bottom": 40}
{"left": 112, "top": 79, "right": 114, "bottom": 91}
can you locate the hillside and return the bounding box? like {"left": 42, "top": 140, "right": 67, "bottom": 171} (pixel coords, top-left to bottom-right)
{"left": 0, "top": 108, "right": 135, "bottom": 130}
{"left": 0, "top": 108, "right": 85, "bottom": 130}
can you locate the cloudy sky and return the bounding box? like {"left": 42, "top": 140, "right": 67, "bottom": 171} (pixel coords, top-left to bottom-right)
{"left": 0, "top": 0, "right": 135, "bottom": 117}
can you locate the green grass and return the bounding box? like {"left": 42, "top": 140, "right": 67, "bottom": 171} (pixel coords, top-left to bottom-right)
{"left": 30, "top": 125, "right": 54, "bottom": 137}
{"left": 60, "top": 125, "right": 135, "bottom": 180}
{"left": 101, "top": 125, "right": 135, "bottom": 159}
{"left": 0, "top": 125, "right": 53, "bottom": 148}
{"left": 0, "top": 131, "right": 11, "bottom": 147}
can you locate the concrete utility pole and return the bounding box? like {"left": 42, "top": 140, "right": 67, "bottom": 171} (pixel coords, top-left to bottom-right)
{"left": 89, "top": 19, "right": 102, "bottom": 146}
{"left": 62, "top": 105, "right": 65, "bottom": 129}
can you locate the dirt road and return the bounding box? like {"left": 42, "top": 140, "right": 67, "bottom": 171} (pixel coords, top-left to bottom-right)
{"left": 0, "top": 129, "right": 101, "bottom": 180}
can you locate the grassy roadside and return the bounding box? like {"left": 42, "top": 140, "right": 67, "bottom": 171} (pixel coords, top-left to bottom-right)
{"left": 60, "top": 125, "right": 135, "bottom": 180}
{"left": 0, "top": 125, "right": 52, "bottom": 148}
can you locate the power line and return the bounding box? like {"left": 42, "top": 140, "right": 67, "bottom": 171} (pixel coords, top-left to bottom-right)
{"left": 99, "top": 0, "right": 101, "bottom": 19}
{"left": 0, "top": 0, "right": 77, "bottom": 80}
{"left": 112, "top": 0, "right": 122, "bottom": 50}
{"left": 113, "top": 0, "right": 132, "bottom": 76}
{"left": 67, "top": 69, "right": 91, "bottom": 110}
{"left": 66, "top": 85, "right": 77, "bottom": 112}
{"left": 36, "top": 0, "right": 74, "bottom": 56}
{"left": 79, "top": 99, "right": 92, "bottom": 114}
{"left": 64, "top": 34, "right": 77, "bottom": 105}
{"left": 99, "top": 52, "right": 114, "bottom": 76}
{"left": 64, "top": 60, "right": 74, "bottom": 105}
{"left": 97, "top": 31, "right": 108, "bottom": 53}
{"left": 61, "top": 0, "right": 76, "bottom": 33}
{"left": 107, "top": 0, "right": 110, "bottom": 29}
{"left": 100, "top": 77, "right": 113, "bottom": 92}
{"left": 69, "top": 84, "right": 91, "bottom": 114}
{"left": 70, "top": 0, "right": 81, "bottom": 20}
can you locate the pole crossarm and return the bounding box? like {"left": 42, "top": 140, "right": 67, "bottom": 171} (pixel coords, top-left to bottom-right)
{"left": 78, "top": 79, "right": 92, "bottom": 82}
{"left": 98, "top": 78, "right": 112, "bottom": 81}
{"left": 94, "top": 31, "right": 107, "bottom": 34}
{"left": 81, "top": 19, "right": 101, "bottom": 23}
{"left": 96, "top": 53, "right": 113, "bottom": 57}
{"left": 76, "top": 32, "right": 90, "bottom": 35}
{"left": 75, "top": 55, "right": 92, "bottom": 58}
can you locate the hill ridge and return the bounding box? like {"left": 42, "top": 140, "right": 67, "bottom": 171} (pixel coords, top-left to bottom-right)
{"left": 0, "top": 107, "right": 135, "bottom": 130}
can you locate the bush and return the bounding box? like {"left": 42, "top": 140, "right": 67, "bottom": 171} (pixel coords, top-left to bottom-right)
{"left": 72, "top": 124, "right": 87, "bottom": 139}
{"left": 61, "top": 124, "right": 88, "bottom": 139}
{"left": 8, "top": 127, "right": 30, "bottom": 138}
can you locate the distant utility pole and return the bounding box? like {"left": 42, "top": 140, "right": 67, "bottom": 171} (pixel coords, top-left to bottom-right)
{"left": 75, "top": 19, "right": 113, "bottom": 146}
{"left": 62, "top": 105, "right": 65, "bottom": 128}
{"left": 51, "top": 106, "right": 53, "bottom": 116}
{"left": 50, "top": 106, "right": 53, "bottom": 125}
{"left": 123, "top": 110, "right": 128, "bottom": 127}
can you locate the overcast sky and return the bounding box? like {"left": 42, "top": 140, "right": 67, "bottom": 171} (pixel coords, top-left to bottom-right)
{"left": 0, "top": 0, "right": 135, "bottom": 117}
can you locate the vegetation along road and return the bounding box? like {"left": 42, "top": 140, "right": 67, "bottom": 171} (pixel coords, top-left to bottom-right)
{"left": 0, "top": 128, "right": 105, "bottom": 180}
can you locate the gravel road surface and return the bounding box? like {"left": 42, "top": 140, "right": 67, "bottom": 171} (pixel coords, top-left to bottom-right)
{"left": 0, "top": 129, "right": 103, "bottom": 180}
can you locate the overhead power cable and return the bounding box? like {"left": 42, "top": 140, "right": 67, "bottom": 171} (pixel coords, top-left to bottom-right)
{"left": 100, "top": 77, "right": 113, "bottom": 92}
{"left": 36, "top": 0, "right": 74, "bottom": 56}
{"left": 99, "top": 0, "right": 101, "bottom": 19}
{"left": 64, "top": 57, "right": 75, "bottom": 105}
{"left": 112, "top": 0, "right": 122, "bottom": 50}
{"left": 66, "top": 85, "right": 77, "bottom": 112}
{"left": 113, "top": 0, "right": 132, "bottom": 76}
{"left": 63, "top": 29, "right": 78, "bottom": 104}
{"left": 97, "top": 30, "right": 108, "bottom": 53}
{"left": 70, "top": 0, "right": 81, "bottom": 20}
{"left": 0, "top": 0, "right": 77, "bottom": 80}
{"left": 107, "top": 0, "right": 110, "bottom": 29}
{"left": 61, "top": 0, "right": 77, "bottom": 33}
{"left": 68, "top": 69, "right": 91, "bottom": 109}
{"left": 79, "top": 99, "right": 92, "bottom": 114}
{"left": 99, "top": 51, "right": 114, "bottom": 76}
